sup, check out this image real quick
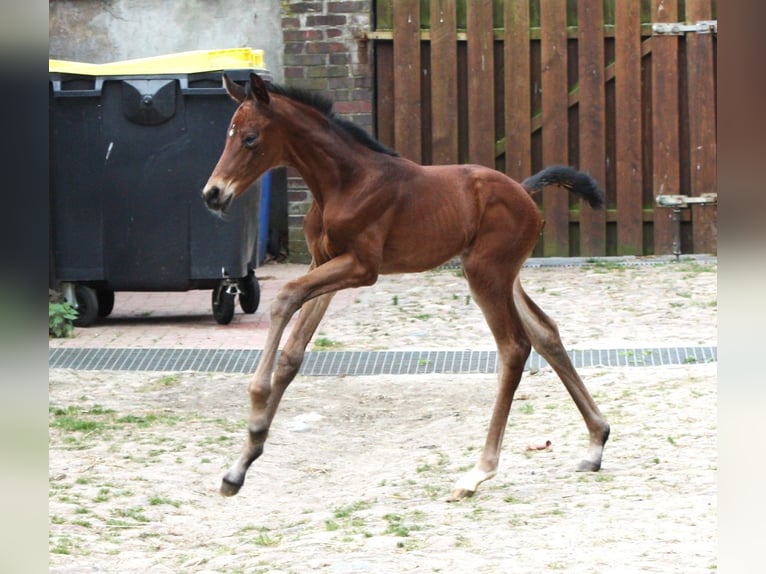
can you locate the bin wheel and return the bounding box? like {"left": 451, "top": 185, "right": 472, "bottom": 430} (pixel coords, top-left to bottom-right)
{"left": 212, "top": 283, "right": 235, "bottom": 325}
{"left": 239, "top": 272, "right": 260, "bottom": 314}
{"left": 73, "top": 285, "right": 99, "bottom": 327}
{"left": 96, "top": 289, "right": 115, "bottom": 317}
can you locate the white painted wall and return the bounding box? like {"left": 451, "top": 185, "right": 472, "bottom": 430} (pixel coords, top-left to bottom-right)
{"left": 49, "top": 0, "right": 284, "bottom": 82}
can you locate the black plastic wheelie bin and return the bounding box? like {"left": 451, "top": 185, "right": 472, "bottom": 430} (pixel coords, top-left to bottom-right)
{"left": 49, "top": 49, "right": 271, "bottom": 326}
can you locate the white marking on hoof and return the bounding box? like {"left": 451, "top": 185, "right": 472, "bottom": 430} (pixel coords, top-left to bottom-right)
{"left": 448, "top": 466, "right": 495, "bottom": 501}
{"left": 577, "top": 444, "right": 605, "bottom": 472}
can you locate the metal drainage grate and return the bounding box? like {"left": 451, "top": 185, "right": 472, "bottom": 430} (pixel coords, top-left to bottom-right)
{"left": 49, "top": 346, "right": 716, "bottom": 375}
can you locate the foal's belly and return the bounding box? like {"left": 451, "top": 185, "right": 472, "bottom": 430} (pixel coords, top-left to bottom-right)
{"left": 379, "top": 211, "right": 473, "bottom": 274}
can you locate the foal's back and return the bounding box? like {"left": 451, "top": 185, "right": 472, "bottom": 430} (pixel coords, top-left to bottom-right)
{"left": 374, "top": 159, "right": 542, "bottom": 275}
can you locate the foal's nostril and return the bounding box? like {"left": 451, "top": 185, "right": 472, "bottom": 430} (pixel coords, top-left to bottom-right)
{"left": 205, "top": 186, "right": 221, "bottom": 202}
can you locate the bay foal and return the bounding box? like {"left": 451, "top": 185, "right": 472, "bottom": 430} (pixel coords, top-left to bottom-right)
{"left": 203, "top": 73, "right": 610, "bottom": 500}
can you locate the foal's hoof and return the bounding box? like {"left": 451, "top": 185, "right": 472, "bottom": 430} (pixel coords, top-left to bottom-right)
{"left": 446, "top": 488, "right": 475, "bottom": 502}
{"left": 576, "top": 459, "right": 601, "bottom": 472}
{"left": 220, "top": 476, "right": 244, "bottom": 497}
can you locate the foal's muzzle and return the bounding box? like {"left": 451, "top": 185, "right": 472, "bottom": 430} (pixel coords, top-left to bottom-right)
{"left": 202, "top": 184, "right": 234, "bottom": 213}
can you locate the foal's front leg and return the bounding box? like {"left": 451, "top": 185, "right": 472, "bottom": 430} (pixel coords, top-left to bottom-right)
{"left": 220, "top": 254, "right": 377, "bottom": 496}
{"left": 220, "top": 293, "right": 333, "bottom": 496}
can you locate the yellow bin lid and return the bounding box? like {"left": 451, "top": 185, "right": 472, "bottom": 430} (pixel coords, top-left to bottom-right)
{"left": 49, "top": 48, "right": 265, "bottom": 76}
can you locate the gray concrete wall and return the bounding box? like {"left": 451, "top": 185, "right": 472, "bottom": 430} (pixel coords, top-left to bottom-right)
{"left": 49, "top": 0, "right": 284, "bottom": 82}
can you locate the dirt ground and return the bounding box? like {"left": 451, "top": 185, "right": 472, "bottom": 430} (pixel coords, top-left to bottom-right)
{"left": 49, "top": 261, "right": 717, "bottom": 573}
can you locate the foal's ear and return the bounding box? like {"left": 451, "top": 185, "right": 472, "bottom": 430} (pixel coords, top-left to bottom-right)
{"left": 248, "top": 73, "right": 270, "bottom": 106}
{"left": 222, "top": 73, "right": 246, "bottom": 103}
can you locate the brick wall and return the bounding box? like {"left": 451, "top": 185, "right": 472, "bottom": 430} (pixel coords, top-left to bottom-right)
{"left": 281, "top": 0, "right": 374, "bottom": 263}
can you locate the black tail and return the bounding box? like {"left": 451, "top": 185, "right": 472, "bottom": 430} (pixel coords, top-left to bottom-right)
{"left": 522, "top": 165, "right": 605, "bottom": 209}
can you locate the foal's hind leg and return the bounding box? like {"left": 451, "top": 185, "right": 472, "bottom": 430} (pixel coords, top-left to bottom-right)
{"left": 513, "top": 279, "right": 610, "bottom": 471}
{"left": 448, "top": 263, "right": 531, "bottom": 501}
{"left": 220, "top": 292, "right": 334, "bottom": 496}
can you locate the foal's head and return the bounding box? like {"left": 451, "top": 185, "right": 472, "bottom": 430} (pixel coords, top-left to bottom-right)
{"left": 203, "top": 73, "right": 280, "bottom": 213}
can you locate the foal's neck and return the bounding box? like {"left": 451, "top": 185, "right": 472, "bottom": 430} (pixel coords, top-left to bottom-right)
{"left": 275, "top": 98, "right": 368, "bottom": 206}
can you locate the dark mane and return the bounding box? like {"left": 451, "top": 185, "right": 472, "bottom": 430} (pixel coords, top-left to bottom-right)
{"left": 262, "top": 82, "right": 399, "bottom": 157}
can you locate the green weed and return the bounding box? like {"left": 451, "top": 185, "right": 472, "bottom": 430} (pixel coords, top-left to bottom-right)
{"left": 312, "top": 336, "right": 343, "bottom": 350}
{"left": 148, "top": 496, "right": 182, "bottom": 508}
{"left": 49, "top": 301, "right": 77, "bottom": 338}
{"left": 519, "top": 403, "right": 535, "bottom": 415}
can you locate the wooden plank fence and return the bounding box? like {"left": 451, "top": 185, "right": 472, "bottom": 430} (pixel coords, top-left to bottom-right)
{"left": 372, "top": 0, "right": 718, "bottom": 256}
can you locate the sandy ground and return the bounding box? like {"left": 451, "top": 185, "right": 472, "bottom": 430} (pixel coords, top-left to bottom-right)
{"left": 312, "top": 260, "right": 717, "bottom": 351}
{"left": 49, "top": 260, "right": 717, "bottom": 573}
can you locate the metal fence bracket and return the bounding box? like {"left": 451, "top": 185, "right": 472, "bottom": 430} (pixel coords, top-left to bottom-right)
{"left": 655, "top": 194, "right": 717, "bottom": 260}
{"left": 652, "top": 20, "right": 717, "bottom": 36}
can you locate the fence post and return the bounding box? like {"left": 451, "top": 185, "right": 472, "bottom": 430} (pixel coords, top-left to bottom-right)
{"left": 540, "top": 0, "right": 570, "bottom": 256}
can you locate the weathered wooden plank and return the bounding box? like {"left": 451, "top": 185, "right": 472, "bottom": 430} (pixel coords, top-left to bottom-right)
{"left": 577, "top": 0, "right": 606, "bottom": 256}
{"left": 540, "top": 0, "right": 569, "bottom": 256}
{"left": 375, "top": 0, "right": 393, "bottom": 30}
{"left": 650, "top": 0, "right": 680, "bottom": 254}
{"left": 393, "top": 0, "right": 422, "bottom": 162}
{"left": 685, "top": 0, "right": 718, "bottom": 254}
{"left": 430, "top": 0, "right": 458, "bottom": 165}
{"left": 504, "top": 0, "right": 531, "bottom": 182}
{"left": 466, "top": 0, "right": 495, "bottom": 167}
{"left": 615, "top": 0, "right": 643, "bottom": 254}
{"left": 375, "top": 42, "right": 395, "bottom": 150}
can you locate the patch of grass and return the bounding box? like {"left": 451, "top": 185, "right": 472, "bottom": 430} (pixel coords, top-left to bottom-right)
{"left": 50, "top": 405, "right": 182, "bottom": 441}
{"left": 49, "top": 405, "right": 114, "bottom": 434}
{"left": 50, "top": 537, "right": 75, "bottom": 555}
{"left": 50, "top": 416, "right": 106, "bottom": 434}
{"left": 253, "top": 529, "right": 281, "bottom": 547}
{"left": 382, "top": 511, "right": 428, "bottom": 538}
{"left": 94, "top": 487, "right": 112, "bottom": 503}
{"left": 519, "top": 403, "right": 535, "bottom": 415}
{"left": 140, "top": 374, "right": 182, "bottom": 392}
{"left": 676, "top": 259, "right": 716, "bottom": 273}
{"left": 312, "top": 336, "right": 343, "bottom": 351}
{"left": 594, "top": 473, "right": 615, "bottom": 483}
{"left": 382, "top": 513, "right": 411, "bottom": 537}
{"left": 148, "top": 495, "right": 182, "bottom": 508}
{"left": 333, "top": 500, "right": 372, "bottom": 518}
{"left": 454, "top": 534, "right": 471, "bottom": 548}
{"left": 115, "top": 413, "right": 170, "bottom": 427}
{"left": 326, "top": 500, "right": 375, "bottom": 535}
{"left": 415, "top": 451, "right": 450, "bottom": 475}
{"left": 422, "top": 483, "right": 442, "bottom": 500}
{"left": 112, "top": 506, "right": 149, "bottom": 523}
{"left": 585, "top": 258, "right": 626, "bottom": 272}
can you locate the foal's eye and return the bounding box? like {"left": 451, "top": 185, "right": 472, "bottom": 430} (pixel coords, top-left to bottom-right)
{"left": 242, "top": 134, "right": 259, "bottom": 149}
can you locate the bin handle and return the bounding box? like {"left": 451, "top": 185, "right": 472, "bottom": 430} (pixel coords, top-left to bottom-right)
{"left": 50, "top": 77, "right": 105, "bottom": 97}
